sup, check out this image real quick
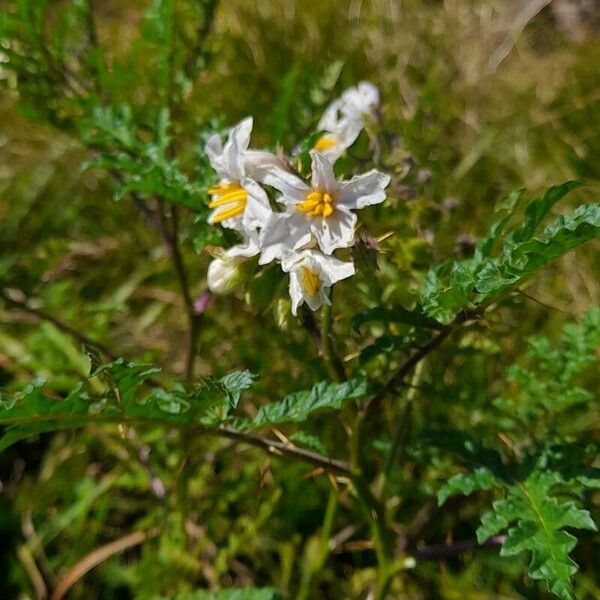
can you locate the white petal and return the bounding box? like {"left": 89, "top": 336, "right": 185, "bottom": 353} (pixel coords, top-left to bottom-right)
{"left": 335, "top": 116, "right": 364, "bottom": 150}
{"left": 280, "top": 248, "right": 305, "bottom": 272}
{"left": 304, "top": 287, "right": 329, "bottom": 312}
{"left": 357, "top": 81, "right": 380, "bottom": 106}
{"left": 317, "top": 98, "right": 344, "bottom": 132}
{"left": 288, "top": 270, "right": 304, "bottom": 315}
{"left": 244, "top": 150, "right": 287, "bottom": 183}
{"left": 311, "top": 206, "right": 357, "bottom": 254}
{"left": 286, "top": 212, "right": 313, "bottom": 250}
{"left": 341, "top": 81, "right": 379, "bottom": 117}
{"left": 225, "top": 231, "right": 260, "bottom": 258}
{"left": 259, "top": 214, "right": 311, "bottom": 265}
{"left": 231, "top": 116, "right": 253, "bottom": 151}
{"left": 339, "top": 170, "right": 390, "bottom": 209}
{"left": 316, "top": 142, "right": 345, "bottom": 163}
{"left": 221, "top": 117, "right": 253, "bottom": 180}
{"left": 287, "top": 263, "right": 329, "bottom": 314}
{"left": 240, "top": 177, "right": 272, "bottom": 231}
{"left": 311, "top": 252, "right": 355, "bottom": 286}
{"left": 208, "top": 207, "right": 244, "bottom": 231}
{"left": 262, "top": 166, "right": 308, "bottom": 201}
{"left": 205, "top": 134, "right": 229, "bottom": 179}
{"left": 207, "top": 257, "right": 242, "bottom": 294}
{"left": 284, "top": 249, "right": 353, "bottom": 314}
{"left": 309, "top": 151, "right": 338, "bottom": 192}
{"left": 311, "top": 117, "right": 363, "bottom": 164}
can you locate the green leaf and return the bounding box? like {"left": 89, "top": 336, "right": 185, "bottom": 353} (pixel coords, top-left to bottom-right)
{"left": 0, "top": 360, "right": 256, "bottom": 451}
{"left": 475, "top": 202, "right": 600, "bottom": 297}
{"left": 508, "top": 181, "right": 582, "bottom": 244}
{"left": 220, "top": 371, "right": 256, "bottom": 406}
{"left": 420, "top": 428, "right": 505, "bottom": 474}
{"left": 492, "top": 306, "right": 600, "bottom": 430}
{"left": 476, "top": 472, "right": 596, "bottom": 600}
{"left": 83, "top": 105, "right": 207, "bottom": 212}
{"left": 352, "top": 304, "right": 442, "bottom": 333}
{"left": 245, "top": 378, "right": 369, "bottom": 429}
{"left": 359, "top": 334, "right": 415, "bottom": 365}
{"left": 288, "top": 431, "right": 327, "bottom": 455}
{"left": 438, "top": 467, "right": 502, "bottom": 506}
{"left": 420, "top": 183, "right": 598, "bottom": 323}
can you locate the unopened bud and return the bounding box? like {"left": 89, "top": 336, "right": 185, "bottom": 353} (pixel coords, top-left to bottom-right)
{"left": 207, "top": 257, "right": 243, "bottom": 295}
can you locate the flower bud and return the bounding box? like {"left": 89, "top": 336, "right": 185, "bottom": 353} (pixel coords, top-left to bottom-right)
{"left": 206, "top": 257, "right": 243, "bottom": 295}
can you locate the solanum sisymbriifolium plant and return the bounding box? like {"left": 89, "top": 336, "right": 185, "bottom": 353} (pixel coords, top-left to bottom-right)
{"left": 204, "top": 83, "right": 386, "bottom": 315}
{"left": 0, "top": 2, "right": 599, "bottom": 600}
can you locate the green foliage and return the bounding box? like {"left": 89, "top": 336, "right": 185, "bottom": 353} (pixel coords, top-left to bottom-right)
{"left": 352, "top": 305, "right": 442, "bottom": 332}
{"left": 477, "top": 470, "right": 596, "bottom": 600}
{"left": 1, "top": 1, "right": 600, "bottom": 599}
{"left": 435, "top": 308, "right": 600, "bottom": 599}
{"left": 493, "top": 307, "right": 600, "bottom": 437}
{"left": 242, "top": 378, "right": 368, "bottom": 429}
{"left": 0, "top": 358, "right": 367, "bottom": 449}
{"left": 0, "top": 359, "right": 255, "bottom": 451}
{"left": 82, "top": 106, "right": 208, "bottom": 211}
{"left": 266, "top": 61, "right": 343, "bottom": 144}
{"left": 420, "top": 182, "right": 599, "bottom": 323}
{"left": 440, "top": 457, "right": 599, "bottom": 600}
{"left": 153, "top": 588, "right": 284, "bottom": 600}
{"left": 0, "top": 0, "right": 97, "bottom": 125}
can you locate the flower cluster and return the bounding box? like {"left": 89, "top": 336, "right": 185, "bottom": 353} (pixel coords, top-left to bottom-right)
{"left": 205, "top": 82, "right": 390, "bottom": 315}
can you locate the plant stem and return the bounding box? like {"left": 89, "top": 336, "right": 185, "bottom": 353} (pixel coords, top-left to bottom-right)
{"left": 0, "top": 404, "right": 353, "bottom": 477}
{"left": 320, "top": 302, "right": 346, "bottom": 383}
{"left": 156, "top": 202, "right": 201, "bottom": 380}
{"left": 382, "top": 360, "right": 424, "bottom": 491}
{"left": 296, "top": 488, "right": 338, "bottom": 600}
{"left": 351, "top": 474, "right": 393, "bottom": 599}
{"left": 348, "top": 413, "right": 393, "bottom": 599}
{"left": 364, "top": 307, "right": 483, "bottom": 418}
{"left": 412, "top": 535, "right": 506, "bottom": 561}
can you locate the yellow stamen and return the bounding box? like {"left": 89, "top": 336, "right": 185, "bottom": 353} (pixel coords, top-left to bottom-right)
{"left": 211, "top": 202, "right": 246, "bottom": 223}
{"left": 297, "top": 190, "right": 336, "bottom": 219}
{"left": 207, "top": 181, "right": 248, "bottom": 223}
{"left": 208, "top": 189, "right": 247, "bottom": 208}
{"left": 322, "top": 203, "right": 334, "bottom": 218}
{"left": 314, "top": 135, "right": 337, "bottom": 151}
{"left": 208, "top": 182, "right": 243, "bottom": 195}
{"left": 301, "top": 267, "right": 321, "bottom": 298}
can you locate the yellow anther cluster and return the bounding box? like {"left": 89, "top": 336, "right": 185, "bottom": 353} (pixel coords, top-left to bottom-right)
{"left": 313, "top": 135, "right": 337, "bottom": 151}
{"left": 297, "top": 190, "right": 335, "bottom": 218}
{"left": 208, "top": 182, "right": 248, "bottom": 223}
{"left": 301, "top": 266, "right": 321, "bottom": 297}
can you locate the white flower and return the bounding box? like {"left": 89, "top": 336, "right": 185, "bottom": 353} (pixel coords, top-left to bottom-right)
{"left": 206, "top": 256, "right": 244, "bottom": 295}
{"left": 340, "top": 81, "right": 380, "bottom": 117}
{"left": 313, "top": 82, "right": 380, "bottom": 162}
{"left": 225, "top": 228, "right": 261, "bottom": 259}
{"left": 261, "top": 150, "right": 390, "bottom": 258}
{"left": 205, "top": 118, "right": 280, "bottom": 231}
{"left": 281, "top": 249, "right": 355, "bottom": 315}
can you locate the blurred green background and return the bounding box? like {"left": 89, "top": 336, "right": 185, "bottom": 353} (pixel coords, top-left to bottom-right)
{"left": 0, "top": 0, "right": 599, "bottom": 598}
